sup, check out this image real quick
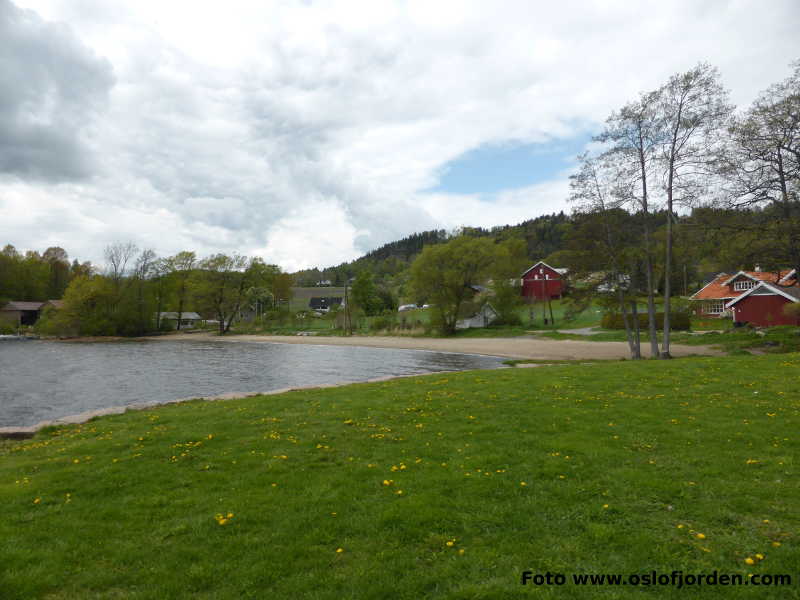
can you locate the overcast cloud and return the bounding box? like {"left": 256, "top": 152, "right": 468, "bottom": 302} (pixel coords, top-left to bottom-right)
{"left": 1, "top": 0, "right": 798, "bottom": 270}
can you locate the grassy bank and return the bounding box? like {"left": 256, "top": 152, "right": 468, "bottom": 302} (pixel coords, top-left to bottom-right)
{"left": 2, "top": 354, "right": 798, "bottom": 598}
{"left": 537, "top": 326, "right": 800, "bottom": 354}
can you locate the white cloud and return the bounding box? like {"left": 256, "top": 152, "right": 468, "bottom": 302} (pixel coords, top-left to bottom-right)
{"left": 3, "top": 0, "right": 799, "bottom": 270}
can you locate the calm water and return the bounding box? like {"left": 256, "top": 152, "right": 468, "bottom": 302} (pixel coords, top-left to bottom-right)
{"left": 0, "top": 339, "right": 505, "bottom": 427}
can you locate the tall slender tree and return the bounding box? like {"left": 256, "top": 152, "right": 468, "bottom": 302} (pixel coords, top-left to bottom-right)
{"left": 655, "top": 63, "right": 733, "bottom": 357}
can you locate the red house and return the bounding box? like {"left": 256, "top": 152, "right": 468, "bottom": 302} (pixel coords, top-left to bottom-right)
{"left": 521, "top": 261, "right": 567, "bottom": 301}
{"left": 690, "top": 268, "right": 799, "bottom": 326}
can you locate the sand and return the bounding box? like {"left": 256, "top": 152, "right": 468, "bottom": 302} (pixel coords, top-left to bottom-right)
{"left": 146, "top": 332, "right": 723, "bottom": 361}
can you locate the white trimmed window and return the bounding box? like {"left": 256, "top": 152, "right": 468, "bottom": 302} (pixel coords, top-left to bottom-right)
{"left": 706, "top": 300, "right": 726, "bottom": 314}
{"left": 734, "top": 279, "right": 756, "bottom": 291}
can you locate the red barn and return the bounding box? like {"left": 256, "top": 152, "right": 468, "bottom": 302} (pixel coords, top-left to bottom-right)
{"left": 521, "top": 261, "right": 567, "bottom": 301}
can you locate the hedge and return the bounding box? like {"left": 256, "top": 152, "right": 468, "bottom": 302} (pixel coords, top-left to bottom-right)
{"left": 601, "top": 311, "right": 691, "bottom": 331}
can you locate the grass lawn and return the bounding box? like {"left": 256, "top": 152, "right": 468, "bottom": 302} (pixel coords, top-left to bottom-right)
{"left": 3, "top": 354, "right": 798, "bottom": 599}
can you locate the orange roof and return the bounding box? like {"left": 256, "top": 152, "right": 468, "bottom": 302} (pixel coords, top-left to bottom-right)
{"left": 691, "top": 270, "right": 795, "bottom": 301}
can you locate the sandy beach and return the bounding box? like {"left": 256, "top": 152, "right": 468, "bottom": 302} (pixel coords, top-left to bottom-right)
{"left": 147, "top": 332, "right": 723, "bottom": 360}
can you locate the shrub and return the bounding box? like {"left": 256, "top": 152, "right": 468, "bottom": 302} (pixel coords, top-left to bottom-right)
{"left": 370, "top": 315, "right": 396, "bottom": 332}
{"left": 601, "top": 311, "right": 691, "bottom": 331}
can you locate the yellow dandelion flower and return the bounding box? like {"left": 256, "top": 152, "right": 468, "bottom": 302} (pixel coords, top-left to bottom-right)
{"left": 382, "top": 479, "right": 392, "bottom": 486}
{"left": 520, "top": 481, "right": 527, "bottom": 486}
{"left": 744, "top": 557, "right": 755, "bottom": 565}
{"left": 336, "top": 548, "right": 344, "bottom": 553}
{"left": 755, "top": 553, "right": 764, "bottom": 560}
{"left": 695, "top": 533, "right": 706, "bottom": 540}
{"left": 602, "top": 504, "right": 609, "bottom": 509}
{"left": 772, "top": 541, "right": 781, "bottom": 547}
{"left": 33, "top": 497, "right": 41, "bottom": 504}
{"left": 458, "top": 549, "right": 465, "bottom": 555}
{"left": 677, "top": 524, "right": 685, "bottom": 529}
{"left": 446, "top": 541, "right": 454, "bottom": 547}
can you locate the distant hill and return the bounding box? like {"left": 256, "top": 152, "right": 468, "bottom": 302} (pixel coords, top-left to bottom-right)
{"left": 292, "top": 212, "right": 572, "bottom": 288}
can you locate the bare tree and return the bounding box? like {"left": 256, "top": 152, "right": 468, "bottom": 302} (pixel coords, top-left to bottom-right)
{"left": 570, "top": 152, "right": 641, "bottom": 359}
{"left": 655, "top": 63, "right": 733, "bottom": 358}
{"left": 720, "top": 60, "right": 800, "bottom": 280}
{"left": 104, "top": 242, "right": 138, "bottom": 291}
{"left": 132, "top": 249, "right": 156, "bottom": 333}
{"left": 596, "top": 92, "right": 663, "bottom": 357}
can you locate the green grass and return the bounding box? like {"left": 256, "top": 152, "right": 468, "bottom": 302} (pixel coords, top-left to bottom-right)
{"left": 536, "top": 326, "right": 800, "bottom": 354}
{"left": 3, "top": 355, "right": 798, "bottom": 599}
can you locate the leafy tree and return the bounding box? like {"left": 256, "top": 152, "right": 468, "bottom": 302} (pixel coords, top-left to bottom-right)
{"left": 191, "top": 254, "right": 252, "bottom": 334}
{"left": 164, "top": 251, "right": 197, "bottom": 330}
{"left": 351, "top": 271, "right": 382, "bottom": 316}
{"left": 409, "top": 236, "right": 498, "bottom": 335}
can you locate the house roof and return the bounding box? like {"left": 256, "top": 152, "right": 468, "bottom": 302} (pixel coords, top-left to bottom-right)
{"left": 521, "top": 261, "right": 567, "bottom": 278}
{"left": 691, "top": 270, "right": 794, "bottom": 301}
{"left": 725, "top": 281, "right": 800, "bottom": 308}
{"left": 1, "top": 301, "right": 45, "bottom": 311}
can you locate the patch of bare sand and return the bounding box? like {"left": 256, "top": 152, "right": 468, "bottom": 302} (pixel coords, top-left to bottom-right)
{"left": 144, "top": 333, "right": 722, "bottom": 360}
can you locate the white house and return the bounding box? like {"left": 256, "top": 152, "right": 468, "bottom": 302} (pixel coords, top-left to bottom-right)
{"left": 455, "top": 303, "right": 499, "bottom": 329}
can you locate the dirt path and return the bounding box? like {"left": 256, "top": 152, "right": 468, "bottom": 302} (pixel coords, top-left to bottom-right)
{"left": 146, "top": 332, "right": 722, "bottom": 360}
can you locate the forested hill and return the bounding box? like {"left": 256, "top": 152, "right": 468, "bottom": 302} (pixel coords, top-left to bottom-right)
{"left": 292, "top": 212, "right": 571, "bottom": 286}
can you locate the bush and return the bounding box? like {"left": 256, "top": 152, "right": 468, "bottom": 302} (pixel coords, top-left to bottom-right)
{"left": 601, "top": 311, "right": 691, "bottom": 331}
{"left": 370, "top": 315, "right": 397, "bottom": 332}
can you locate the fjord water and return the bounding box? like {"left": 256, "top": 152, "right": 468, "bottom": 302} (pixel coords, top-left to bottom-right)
{"left": 0, "top": 339, "right": 505, "bottom": 428}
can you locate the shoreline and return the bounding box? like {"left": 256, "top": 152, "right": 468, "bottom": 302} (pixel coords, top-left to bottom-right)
{"left": 0, "top": 367, "right": 504, "bottom": 439}
{"left": 140, "top": 332, "right": 723, "bottom": 361}
{"left": 1, "top": 335, "right": 722, "bottom": 438}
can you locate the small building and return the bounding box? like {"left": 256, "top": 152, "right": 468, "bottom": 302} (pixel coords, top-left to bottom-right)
{"left": 0, "top": 300, "right": 63, "bottom": 327}
{"left": 456, "top": 303, "right": 499, "bottom": 330}
{"left": 309, "top": 297, "right": 343, "bottom": 312}
{"left": 521, "top": 261, "right": 567, "bottom": 300}
{"left": 157, "top": 312, "right": 204, "bottom": 329}
{"left": 690, "top": 268, "right": 797, "bottom": 322}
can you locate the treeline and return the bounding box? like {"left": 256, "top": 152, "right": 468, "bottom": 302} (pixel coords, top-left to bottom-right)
{"left": 292, "top": 212, "right": 573, "bottom": 290}
{"left": 0, "top": 245, "right": 93, "bottom": 303}
{"left": 33, "top": 244, "right": 293, "bottom": 337}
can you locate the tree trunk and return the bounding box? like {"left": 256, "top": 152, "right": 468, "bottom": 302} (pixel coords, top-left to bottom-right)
{"left": 643, "top": 224, "right": 660, "bottom": 358}
{"left": 631, "top": 300, "right": 642, "bottom": 359}
{"left": 616, "top": 282, "right": 638, "bottom": 359}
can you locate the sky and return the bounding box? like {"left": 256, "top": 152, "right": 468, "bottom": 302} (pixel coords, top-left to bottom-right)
{"left": 1, "top": 0, "right": 798, "bottom": 272}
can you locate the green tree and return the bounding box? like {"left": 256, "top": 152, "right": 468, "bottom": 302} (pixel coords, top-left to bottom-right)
{"left": 409, "top": 236, "right": 498, "bottom": 335}
{"left": 351, "top": 271, "right": 382, "bottom": 316}
{"left": 165, "top": 251, "right": 197, "bottom": 330}
{"left": 191, "top": 254, "right": 250, "bottom": 334}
